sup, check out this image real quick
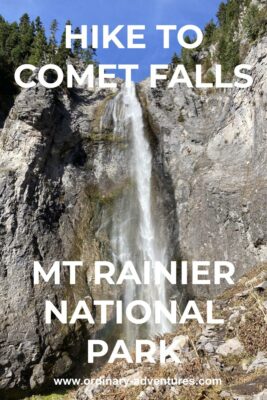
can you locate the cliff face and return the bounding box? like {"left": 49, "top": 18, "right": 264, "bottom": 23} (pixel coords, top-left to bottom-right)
{"left": 0, "top": 81, "right": 130, "bottom": 397}
{"left": 0, "top": 37, "right": 266, "bottom": 397}
{"left": 138, "top": 36, "right": 267, "bottom": 298}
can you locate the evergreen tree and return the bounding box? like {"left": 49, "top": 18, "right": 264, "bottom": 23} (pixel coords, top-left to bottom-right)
{"left": 55, "top": 20, "right": 73, "bottom": 68}
{"left": 7, "top": 23, "right": 20, "bottom": 67}
{"left": 244, "top": 4, "right": 267, "bottom": 42}
{"left": 0, "top": 14, "right": 95, "bottom": 121}
{"left": 0, "top": 16, "right": 19, "bottom": 119}
{"left": 171, "top": 52, "right": 181, "bottom": 66}
{"left": 81, "top": 46, "right": 95, "bottom": 64}
{"left": 217, "top": 2, "right": 227, "bottom": 26}
{"left": 181, "top": 36, "right": 197, "bottom": 71}
{"left": 18, "top": 13, "right": 34, "bottom": 64}
{"left": 29, "top": 17, "right": 47, "bottom": 65}
{"left": 48, "top": 19, "right": 58, "bottom": 62}
{"left": 204, "top": 20, "right": 216, "bottom": 46}
{"left": 73, "top": 27, "right": 82, "bottom": 57}
{"left": 217, "top": 36, "right": 240, "bottom": 75}
{"left": 33, "top": 16, "right": 41, "bottom": 31}
{"left": 0, "top": 16, "right": 10, "bottom": 56}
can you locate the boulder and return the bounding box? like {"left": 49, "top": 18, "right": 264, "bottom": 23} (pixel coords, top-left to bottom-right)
{"left": 216, "top": 338, "right": 244, "bottom": 357}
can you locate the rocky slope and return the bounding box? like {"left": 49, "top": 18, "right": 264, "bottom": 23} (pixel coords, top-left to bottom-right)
{"left": 76, "top": 264, "right": 267, "bottom": 400}
{"left": 0, "top": 34, "right": 266, "bottom": 399}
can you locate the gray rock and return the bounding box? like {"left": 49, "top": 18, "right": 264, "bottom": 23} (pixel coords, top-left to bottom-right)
{"left": 76, "top": 382, "right": 100, "bottom": 400}
{"left": 124, "top": 370, "right": 143, "bottom": 386}
{"left": 220, "top": 391, "right": 231, "bottom": 398}
{"left": 0, "top": 28, "right": 266, "bottom": 400}
{"left": 171, "top": 335, "right": 189, "bottom": 351}
{"left": 232, "top": 389, "right": 267, "bottom": 400}
{"left": 254, "top": 282, "right": 267, "bottom": 292}
{"left": 205, "top": 342, "right": 216, "bottom": 353}
{"left": 0, "top": 81, "right": 125, "bottom": 395}
{"left": 254, "top": 390, "right": 267, "bottom": 400}
{"left": 30, "top": 363, "right": 46, "bottom": 390}
{"left": 229, "top": 310, "right": 241, "bottom": 322}
{"left": 197, "top": 325, "right": 221, "bottom": 353}
{"left": 247, "top": 352, "right": 267, "bottom": 373}
{"left": 145, "top": 386, "right": 155, "bottom": 395}
{"left": 138, "top": 36, "right": 267, "bottom": 299}
{"left": 137, "top": 391, "right": 149, "bottom": 400}
{"left": 230, "top": 374, "right": 267, "bottom": 399}
{"left": 216, "top": 338, "right": 244, "bottom": 357}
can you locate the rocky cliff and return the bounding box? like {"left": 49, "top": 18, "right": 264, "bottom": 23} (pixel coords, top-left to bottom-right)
{"left": 138, "top": 36, "right": 267, "bottom": 298}
{"left": 0, "top": 35, "right": 266, "bottom": 398}
{"left": 0, "top": 80, "right": 128, "bottom": 398}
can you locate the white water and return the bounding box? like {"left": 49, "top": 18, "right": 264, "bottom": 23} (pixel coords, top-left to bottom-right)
{"left": 111, "top": 83, "right": 170, "bottom": 344}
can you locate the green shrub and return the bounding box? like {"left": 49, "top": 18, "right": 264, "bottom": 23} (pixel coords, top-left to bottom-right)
{"left": 205, "top": 70, "right": 216, "bottom": 84}
{"left": 170, "top": 0, "right": 267, "bottom": 81}
{"left": 244, "top": 4, "right": 267, "bottom": 42}
{"left": 216, "top": 35, "right": 240, "bottom": 77}
{"left": 204, "top": 20, "right": 217, "bottom": 46}
{"left": 178, "top": 112, "right": 185, "bottom": 123}
{"left": 0, "top": 13, "right": 96, "bottom": 121}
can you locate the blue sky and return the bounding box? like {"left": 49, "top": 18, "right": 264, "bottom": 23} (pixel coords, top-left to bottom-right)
{"left": 1, "top": 0, "right": 222, "bottom": 81}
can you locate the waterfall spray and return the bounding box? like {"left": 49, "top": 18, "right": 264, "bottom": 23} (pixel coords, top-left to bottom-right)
{"left": 111, "top": 83, "right": 171, "bottom": 345}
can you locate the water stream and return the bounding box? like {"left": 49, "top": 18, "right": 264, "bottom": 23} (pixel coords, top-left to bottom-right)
{"left": 110, "top": 83, "right": 172, "bottom": 345}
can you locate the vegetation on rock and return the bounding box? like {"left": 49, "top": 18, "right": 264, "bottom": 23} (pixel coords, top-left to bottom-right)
{"left": 171, "top": 0, "right": 267, "bottom": 79}
{"left": 76, "top": 264, "right": 267, "bottom": 400}
{"left": 0, "top": 14, "right": 96, "bottom": 122}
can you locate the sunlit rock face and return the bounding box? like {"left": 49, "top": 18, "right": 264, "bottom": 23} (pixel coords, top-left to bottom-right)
{"left": 0, "top": 80, "right": 128, "bottom": 396}
{"left": 138, "top": 36, "right": 267, "bottom": 298}
{"left": 0, "top": 74, "right": 177, "bottom": 396}
{"left": 0, "top": 35, "right": 266, "bottom": 397}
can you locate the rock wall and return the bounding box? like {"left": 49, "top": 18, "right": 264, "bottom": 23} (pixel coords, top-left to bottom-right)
{"left": 0, "top": 80, "right": 132, "bottom": 397}
{"left": 138, "top": 36, "right": 267, "bottom": 298}
{"left": 0, "top": 37, "right": 266, "bottom": 398}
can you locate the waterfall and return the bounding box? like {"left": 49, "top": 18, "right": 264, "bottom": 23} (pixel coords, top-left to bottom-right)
{"left": 111, "top": 83, "right": 171, "bottom": 345}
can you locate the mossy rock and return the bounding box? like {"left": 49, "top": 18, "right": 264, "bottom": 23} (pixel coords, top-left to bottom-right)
{"left": 178, "top": 112, "right": 185, "bottom": 123}
{"left": 24, "top": 392, "right": 74, "bottom": 400}
{"left": 88, "top": 132, "right": 128, "bottom": 144}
